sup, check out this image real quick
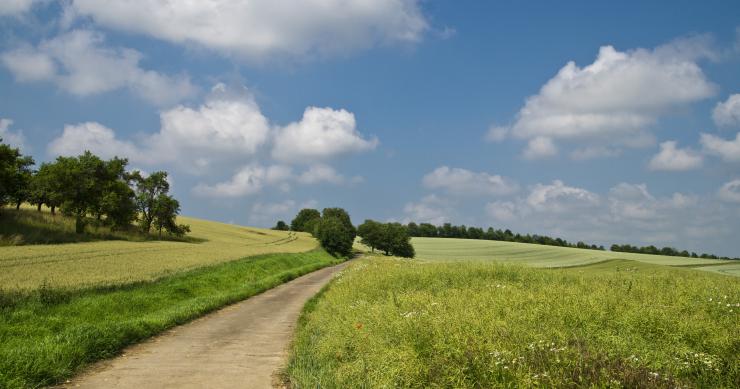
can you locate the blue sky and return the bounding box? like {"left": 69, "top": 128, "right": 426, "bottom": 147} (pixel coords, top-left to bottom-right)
{"left": 1, "top": 1, "right": 740, "bottom": 255}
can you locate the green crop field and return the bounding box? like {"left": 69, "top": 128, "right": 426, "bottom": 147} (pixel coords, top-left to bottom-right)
{"left": 412, "top": 237, "right": 730, "bottom": 270}
{"left": 0, "top": 214, "right": 317, "bottom": 290}
{"left": 286, "top": 256, "right": 740, "bottom": 388}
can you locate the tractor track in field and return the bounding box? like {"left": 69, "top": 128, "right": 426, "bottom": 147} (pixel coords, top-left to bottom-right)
{"left": 58, "top": 261, "right": 351, "bottom": 389}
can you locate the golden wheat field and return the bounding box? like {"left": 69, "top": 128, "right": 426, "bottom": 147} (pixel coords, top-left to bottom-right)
{"left": 0, "top": 215, "right": 317, "bottom": 290}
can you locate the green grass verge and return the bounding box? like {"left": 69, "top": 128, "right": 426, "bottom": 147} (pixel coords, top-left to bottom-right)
{"left": 286, "top": 257, "right": 740, "bottom": 388}
{"left": 0, "top": 249, "right": 341, "bottom": 389}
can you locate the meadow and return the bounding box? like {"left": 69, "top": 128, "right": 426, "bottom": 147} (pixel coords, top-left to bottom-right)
{"left": 412, "top": 237, "right": 735, "bottom": 273}
{"left": 0, "top": 209, "right": 316, "bottom": 290}
{"left": 286, "top": 255, "right": 740, "bottom": 388}
{"left": 0, "top": 249, "right": 340, "bottom": 388}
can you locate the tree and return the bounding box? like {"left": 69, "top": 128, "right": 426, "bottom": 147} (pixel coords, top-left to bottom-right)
{"left": 28, "top": 162, "right": 63, "bottom": 214}
{"left": 53, "top": 152, "right": 107, "bottom": 233}
{"left": 290, "top": 208, "right": 321, "bottom": 232}
{"left": 317, "top": 216, "right": 354, "bottom": 257}
{"left": 273, "top": 220, "right": 289, "bottom": 231}
{"left": 151, "top": 194, "right": 189, "bottom": 237}
{"left": 376, "top": 223, "right": 414, "bottom": 258}
{"left": 0, "top": 139, "right": 34, "bottom": 212}
{"left": 321, "top": 207, "right": 356, "bottom": 240}
{"left": 358, "top": 219, "right": 383, "bottom": 252}
{"left": 131, "top": 171, "right": 170, "bottom": 233}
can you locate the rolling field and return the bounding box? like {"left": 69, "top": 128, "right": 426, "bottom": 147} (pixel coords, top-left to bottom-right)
{"left": 412, "top": 237, "right": 730, "bottom": 270}
{"left": 0, "top": 215, "right": 317, "bottom": 290}
{"left": 286, "top": 256, "right": 740, "bottom": 388}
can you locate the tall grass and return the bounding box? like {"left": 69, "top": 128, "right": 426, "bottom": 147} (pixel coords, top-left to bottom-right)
{"left": 0, "top": 207, "right": 198, "bottom": 246}
{"left": 287, "top": 257, "right": 739, "bottom": 388}
{"left": 0, "top": 249, "right": 341, "bottom": 389}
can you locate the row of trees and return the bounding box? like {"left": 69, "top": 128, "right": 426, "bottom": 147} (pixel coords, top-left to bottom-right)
{"left": 405, "top": 221, "right": 605, "bottom": 251}
{"left": 610, "top": 244, "right": 739, "bottom": 261}
{"left": 0, "top": 139, "right": 188, "bottom": 236}
{"left": 357, "top": 220, "right": 414, "bottom": 258}
{"left": 287, "top": 208, "right": 357, "bottom": 257}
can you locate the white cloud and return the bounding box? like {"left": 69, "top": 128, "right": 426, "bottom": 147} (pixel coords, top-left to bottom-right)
{"left": 1, "top": 29, "right": 197, "bottom": 106}
{"left": 0, "top": 118, "right": 27, "bottom": 151}
{"left": 718, "top": 179, "right": 740, "bottom": 203}
{"left": 526, "top": 180, "right": 600, "bottom": 213}
{"left": 481, "top": 181, "right": 735, "bottom": 254}
{"left": 151, "top": 84, "right": 270, "bottom": 168}
{"left": 47, "top": 122, "right": 142, "bottom": 160}
{"left": 403, "top": 194, "right": 451, "bottom": 225}
{"left": 523, "top": 136, "right": 557, "bottom": 159}
{"left": 648, "top": 140, "right": 703, "bottom": 171}
{"left": 422, "top": 166, "right": 519, "bottom": 196}
{"left": 506, "top": 38, "right": 716, "bottom": 158}
{"left": 0, "top": 0, "right": 38, "bottom": 15}
{"left": 712, "top": 94, "right": 740, "bottom": 128}
{"left": 700, "top": 132, "right": 740, "bottom": 162}
{"left": 192, "top": 164, "right": 290, "bottom": 198}
{"left": 297, "top": 164, "right": 344, "bottom": 185}
{"left": 69, "top": 0, "right": 428, "bottom": 61}
{"left": 272, "top": 107, "right": 378, "bottom": 163}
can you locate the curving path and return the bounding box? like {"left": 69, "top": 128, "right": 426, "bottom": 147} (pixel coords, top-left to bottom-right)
{"left": 60, "top": 261, "right": 350, "bottom": 389}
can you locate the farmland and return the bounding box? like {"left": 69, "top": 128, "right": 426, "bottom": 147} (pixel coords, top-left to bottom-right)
{"left": 0, "top": 213, "right": 317, "bottom": 290}
{"left": 286, "top": 255, "right": 740, "bottom": 388}
{"left": 413, "top": 237, "right": 731, "bottom": 270}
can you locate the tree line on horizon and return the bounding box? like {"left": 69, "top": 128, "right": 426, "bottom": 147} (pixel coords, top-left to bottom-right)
{"left": 404, "top": 220, "right": 739, "bottom": 261}
{"left": 276, "top": 209, "right": 415, "bottom": 258}
{"left": 0, "top": 138, "right": 188, "bottom": 237}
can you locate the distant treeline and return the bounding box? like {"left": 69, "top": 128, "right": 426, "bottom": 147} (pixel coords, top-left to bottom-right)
{"left": 405, "top": 221, "right": 606, "bottom": 251}
{"left": 405, "top": 221, "right": 739, "bottom": 261}
{"left": 610, "top": 244, "right": 739, "bottom": 261}
{"left": 0, "top": 138, "right": 188, "bottom": 236}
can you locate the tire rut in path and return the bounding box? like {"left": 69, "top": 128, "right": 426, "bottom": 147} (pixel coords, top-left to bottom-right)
{"left": 61, "top": 261, "right": 350, "bottom": 389}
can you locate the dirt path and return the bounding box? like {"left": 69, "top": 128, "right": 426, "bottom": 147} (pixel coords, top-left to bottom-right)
{"left": 61, "top": 261, "right": 350, "bottom": 389}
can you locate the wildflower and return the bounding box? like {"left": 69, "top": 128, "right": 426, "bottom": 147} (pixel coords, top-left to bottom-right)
{"left": 355, "top": 322, "right": 363, "bottom": 330}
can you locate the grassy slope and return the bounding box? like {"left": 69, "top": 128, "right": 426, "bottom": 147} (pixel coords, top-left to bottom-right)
{"left": 0, "top": 249, "right": 341, "bottom": 389}
{"left": 413, "top": 237, "right": 732, "bottom": 270}
{"left": 0, "top": 211, "right": 316, "bottom": 290}
{"left": 287, "top": 256, "right": 740, "bottom": 388}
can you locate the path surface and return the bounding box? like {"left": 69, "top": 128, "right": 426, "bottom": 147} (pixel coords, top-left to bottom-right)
{"left": 62, "top": 261, "right": 350, "bottom": 389}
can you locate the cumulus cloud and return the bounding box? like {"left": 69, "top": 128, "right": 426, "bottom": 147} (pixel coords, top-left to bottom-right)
{"left": 1, "top": 29, "right": 197, "bottom": 106}
{"left": 247, "top": 199, "right": 318, "bottom": 226}
{"left": 712, "top": 94, "right": 740, "bottom": 128}
{"left": 503, "top": 37, "right": 716, "bottom": 159}
{"left": 272, "top": 107, "right": 378, "bottom": 163}
{"left": 47, "top": 122, "right": 142, "bottom": 161}
{"left": 485, "top": 125, "right": 509, "bottom": 142}
{"left": 0, "top": 118, "right": 27, "bottom": 151}
{"left": 403, "top": 194, "right": 452, "bottom": 225}
{"left": 297, "top": 164, "right": 345, "bottom": 185}
{"left": 192, "top": 164, "right": 291, "bottom": 198}
{"left": 69, "top": 0, "right": 428, "bottom": 61}
{"left": 523, "top": 136, "right": 558, "bottom": 159}
{"left": 482, "top": 180, "right": 734, "bottom": 254}
{"left": 718, "top": 179, "right": 740, "bottom": 203}
{"left": 569, "top": 146, "right": 621, "bottom": 160}
{"left": 700, "top": 132, "right": 740, "bottom": 162}
{"left": 422, "top": 166, "right": 519, "bottom": 196}
{"left": 0, "top": 0, "right": 38, "bottom": 16}
{"left": 648, "top": 141, "right": 703, "bottom": 171}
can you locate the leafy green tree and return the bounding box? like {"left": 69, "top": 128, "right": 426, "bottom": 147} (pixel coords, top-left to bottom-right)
{"left": 28, "top": 162, "right": 63, "bottom": 214}
{"left": 322, "top": 207, "right": 356, "bottom": 240}
{"left": 53, "top": 152, "right": 107, "bottom": 233}
{"left": 290, "top": 208, "right": 321, "bottom": 232}
{"left": 358, "top": 219, "right": 383, "bottom": 252}
{"left": 152, "top": 194, "right": 189, "bottom": 237}
{"left": 273, "top": 220, "right": 289, "bottom": 231}
{"left": 0, "top": 139, "right": 34, "bottom": 212}
{"left": 317, "top": 216, "right": 354, "bottom": 257}
{"left": 131, "top": 171, "right": 170, "bottom": 233}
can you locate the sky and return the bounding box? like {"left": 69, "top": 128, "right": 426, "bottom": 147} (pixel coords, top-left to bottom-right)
{"left": 1, "top": 1, "right": 740, "bottom": 256}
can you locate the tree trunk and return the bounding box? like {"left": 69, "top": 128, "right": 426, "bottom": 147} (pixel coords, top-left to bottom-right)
{"left": 37, "top": 203, "right": 42, "bottom": 212}
{"left": 50, "top": 205, "right": 56, "bottom": 215}
{"left": 75, "top": 214, "right": 85, "bottom": 234}
{"left": 16, "top": 202, "right": 21, "bottom": 210}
